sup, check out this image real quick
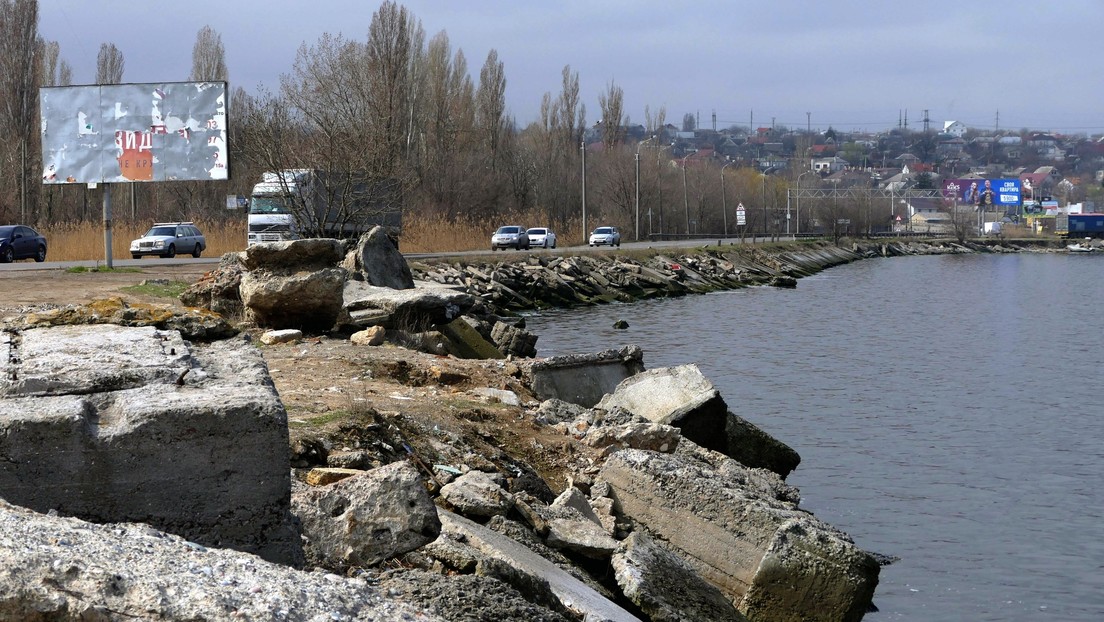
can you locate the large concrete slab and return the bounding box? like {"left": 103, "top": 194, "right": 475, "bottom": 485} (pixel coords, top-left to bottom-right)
{"left": 598, "top": 364, "right": 800, "bottom": 478}
{"left": 0, "top": 324, "right": 300, "bottom": 565}
{"left": 598, "top": 449, "right": 878, "bottom": 621}
{"left": 530, "top": 345, "right": 645, "bottom": 407}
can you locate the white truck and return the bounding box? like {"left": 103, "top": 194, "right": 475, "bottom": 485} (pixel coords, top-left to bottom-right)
{"left": 246, "top": 169, "right": 402, "bottom": 246}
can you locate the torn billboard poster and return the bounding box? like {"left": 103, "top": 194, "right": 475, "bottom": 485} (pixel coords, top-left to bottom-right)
{"left": 40, "top": 81, "right": 228, "bottom": 184}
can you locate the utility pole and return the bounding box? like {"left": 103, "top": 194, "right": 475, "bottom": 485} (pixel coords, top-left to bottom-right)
{"left": 581, "top": 141, "right": 587, "bottom": 244}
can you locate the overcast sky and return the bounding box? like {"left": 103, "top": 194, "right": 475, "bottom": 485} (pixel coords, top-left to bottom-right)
{"left": 39, "top": 0, "right": 1104, "bottom": 134}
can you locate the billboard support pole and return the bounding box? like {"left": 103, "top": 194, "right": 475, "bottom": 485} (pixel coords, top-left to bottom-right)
{"left": 103, "top": 184, "right": 114, "bottom": 269}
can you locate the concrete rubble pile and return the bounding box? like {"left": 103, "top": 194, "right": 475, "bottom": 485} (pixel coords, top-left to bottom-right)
{"left": 411, "top": 238, "right": 1046, "bottom": 312}
{"left": 0, "top": 235, "right": 911, "bottom": 621}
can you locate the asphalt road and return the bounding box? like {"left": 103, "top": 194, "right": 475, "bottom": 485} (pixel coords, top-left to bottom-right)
{"left": 0, "top": 235, "right": 785, "bottom": 272}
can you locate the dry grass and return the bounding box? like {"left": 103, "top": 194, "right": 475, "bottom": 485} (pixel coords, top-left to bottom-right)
{"left": 42, "top": 219, "right": 246, "bottom": 262}
{"left": 40, "top": 211, "right": 587, "bottom": 261}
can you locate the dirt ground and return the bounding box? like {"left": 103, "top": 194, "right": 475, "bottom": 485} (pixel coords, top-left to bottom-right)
{"left": 0, "top": 263, "right": 591, "bottom": 493}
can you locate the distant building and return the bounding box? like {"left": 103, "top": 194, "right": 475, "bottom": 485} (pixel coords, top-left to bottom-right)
{"left": 943, "top": 121, "right": 967, "bottom": 137}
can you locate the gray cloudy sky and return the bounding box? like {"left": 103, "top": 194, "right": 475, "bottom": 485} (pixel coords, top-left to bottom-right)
{"left": 39, "top": 0, "right": 1104, "bottom": 134}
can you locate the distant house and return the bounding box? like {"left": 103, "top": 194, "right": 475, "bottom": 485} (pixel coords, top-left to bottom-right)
{"left": 813, "top": 156, "right": 849, "bottom": 175}
{"left": 937, "top": 137, "right": 966, "bottom": 156}
{"left": 1020, "top": 172, "right": 1050, "bottom": 201}
{"left": 903, "top": 197, "right": 953, "bottom": 233}
{"left": 823, "top": 169, "right": 876, "bottom": 188}
{"left": 943, "top": 121, "right": 967, "bottom": 137}
{"left": 895, "top": 153, "right": 921, "bottom": 166}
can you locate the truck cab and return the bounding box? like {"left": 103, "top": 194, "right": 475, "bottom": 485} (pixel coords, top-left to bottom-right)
{"left": 247, "top": 170, "right": 307, "bottom": 246}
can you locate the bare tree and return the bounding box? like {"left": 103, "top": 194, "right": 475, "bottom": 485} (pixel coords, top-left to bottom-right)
{"left": 0, "top": 0, "right": 41, "bottom": 222}
{"left": 644, "top": 104, "right": 667, "bottom": 137}
{"left": 557, "top": 65, "right": 583, "bottom": 146}
{"left": 420, "top": 31, "right": 476, "bottom": 218}
{"left": 365, "top": 1, "right": 419, "bottom": 176}
{"left": 39, "top": 39, "right": 59, "bottom": 87}
{"left": 475, "top": 49, "right": 506, "bottom": 172}
{"left": 598, "top": 80, "right": 625, "bottom": 149}
{"left": 189, "top": 25, "right": 228, "bottom": 81}
{"left": 96, "top": 42, "right": 125, "bottom": 84}
{"left": 58, "top": 59, "right": 72, "bottom": 86}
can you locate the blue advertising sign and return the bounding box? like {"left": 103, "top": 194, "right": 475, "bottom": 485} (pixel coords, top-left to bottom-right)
{"left": 942, "top": 178, "right": 1021, "bottom": 207}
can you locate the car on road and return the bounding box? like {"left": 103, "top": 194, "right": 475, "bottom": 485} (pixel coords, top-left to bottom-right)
{"left": 0, "top": 225, "right": 47, "bottom": 263}
{"left": 588, "top": 226, "right": 621, "bottom": 247}
{"left": 130, "top": 222, "right": 206, "bottom": 259}
{"left": 491, "top": 225, "right": 531, "bottom": 251}
{"left": 526, "top": 227, "right": 557, "bottom": 249}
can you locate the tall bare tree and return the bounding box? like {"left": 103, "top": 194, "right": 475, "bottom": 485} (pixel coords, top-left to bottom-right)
{"left": 365, "top": 1, "right": 419, "bottom": 177}
{"left": 189, "top": 25, "right": 228, "bottom": 81}
{"left": 39, "top": 39, "right": 59, "bottom": 87}
{"left": 95, "top": 42, "right": 124, "bottom": 84}
{"left": 0, "top": 0, "right": 41, "bottom": 222}
{"left": 598, "top": 80, "right": 625, "bottom": 149}
{"left": 475, "top": 49, "right": 506, "bottom": 172}
{"left": 419, "top": 32, "right": 477, "bottom": 217}
{"left": 58, "top": 59, "right": 72, "bottom": 86}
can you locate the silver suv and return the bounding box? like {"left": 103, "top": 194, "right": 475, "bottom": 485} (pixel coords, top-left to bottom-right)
{"left": 491, "top": 225, "right": 531, "bottom": 251}
{"left": 130, "top": 222, "right": 206, "bottom": 259}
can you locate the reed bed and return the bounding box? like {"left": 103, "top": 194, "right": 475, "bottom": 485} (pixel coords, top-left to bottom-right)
{"left": 38, "top": 211, "right": 585, "bottom": 261}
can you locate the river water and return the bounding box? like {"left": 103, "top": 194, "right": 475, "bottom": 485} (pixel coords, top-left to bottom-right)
{"left": 523, "top": 253, "right": 1104, "bottom": 621}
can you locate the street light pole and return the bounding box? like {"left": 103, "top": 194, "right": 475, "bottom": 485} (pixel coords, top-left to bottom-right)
{"left": 635, "top": 136, "right": 655, "bottom": 242}
{"left": 681, "top": 156, "right": 690, "bottom": 236}
{"left": 581, "top": 140, "right": 587, "bottom": 244}
{"left": 721, "top": 161, "right": 732, "bottom": 238}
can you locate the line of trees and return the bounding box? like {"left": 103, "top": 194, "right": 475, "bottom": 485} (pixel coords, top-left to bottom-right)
{"left": 2, "top": 0, "right": 887, "bottom": 244}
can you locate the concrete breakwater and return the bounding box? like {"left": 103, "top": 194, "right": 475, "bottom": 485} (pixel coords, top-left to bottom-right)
{"left": 409, "top": 239, "right": 1050, "bottom": 314}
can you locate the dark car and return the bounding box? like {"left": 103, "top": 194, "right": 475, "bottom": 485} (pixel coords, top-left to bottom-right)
{"left": 129, "top": 222, "right": 206, "bottom": 259}
{"left": 0, "top": 225, "right": 48, "bottom": 263}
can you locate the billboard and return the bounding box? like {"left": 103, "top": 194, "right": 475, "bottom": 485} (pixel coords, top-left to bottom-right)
{"left": 40, "top": 81, "right": 228, "bottom": 184}
{"left": 942, "top": 178, "right": 1021, "bottom": 207}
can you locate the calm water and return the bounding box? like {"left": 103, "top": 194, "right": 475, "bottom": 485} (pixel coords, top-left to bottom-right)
{"left": 523, "top": 253, "right": 1104, "bottom": 621}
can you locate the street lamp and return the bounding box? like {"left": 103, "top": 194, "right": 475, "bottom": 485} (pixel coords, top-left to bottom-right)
{"left": 635, "top": 135, "right": 655, "bottom": 242}
{"left": 720, "top": 161, "right": 733, "bottom": 238}
{"left": 681, "top": 155, "right": 690, "bottom": 236}
{"left": 581, "top": 140, "right": 587, "bottom": 244}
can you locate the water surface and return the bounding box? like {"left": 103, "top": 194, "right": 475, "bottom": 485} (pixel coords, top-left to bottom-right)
{"left": 524, "top": 253, "right": 1104, "bottom": 621}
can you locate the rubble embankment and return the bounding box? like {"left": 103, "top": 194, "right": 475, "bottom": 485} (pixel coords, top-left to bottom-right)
{"left": 409, "top": 238, "right": 1055, "bottom": 314}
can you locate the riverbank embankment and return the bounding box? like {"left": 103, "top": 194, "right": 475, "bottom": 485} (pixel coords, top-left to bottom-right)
{"left": 409, "top": 238, "right": 1060, "bottom": 314}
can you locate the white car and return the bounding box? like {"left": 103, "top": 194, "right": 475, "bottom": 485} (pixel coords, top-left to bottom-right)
{"left": 526, "top": 227, "right": 557, "bottom": 249}
{"left": 588, "top": 226, "right": 621, "bottom": 247}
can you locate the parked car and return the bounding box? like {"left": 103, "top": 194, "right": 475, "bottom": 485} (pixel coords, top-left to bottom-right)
{"left": 491, "top": 225, "right": 530, "bottom": 251}
{"left": 130, "top": 222, "right": 206, "bottom": 259}
{"left": 588, "top": 226, "right": 621, "bottom": 247}
{"left": 526, "top": 227, "right": 557, "bottom": 249}
{"left": 0, "top": 225, "right": 47, "bottom": 263}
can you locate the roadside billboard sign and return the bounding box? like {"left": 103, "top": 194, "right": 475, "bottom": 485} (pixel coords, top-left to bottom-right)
{"left": 942, "top": 178, "right": 1021, "bottom": 207}
{"left": 40, "top": 81, "right": 228, "bottom": 184}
